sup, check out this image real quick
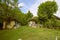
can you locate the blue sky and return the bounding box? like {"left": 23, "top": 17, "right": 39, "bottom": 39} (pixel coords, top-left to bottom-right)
{"left": 18, "top": 0, "right": 36, "bottom": 6}
{"left": 18, "top": 0, "right": 60, "bottom": 17}
{"left": 18, "top": 0, "right": 36, "bottom": 13}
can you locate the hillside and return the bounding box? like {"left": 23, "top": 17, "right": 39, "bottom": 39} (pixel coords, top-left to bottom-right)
{"left": 0, "top": 26, "right": 60, "bottom": 40}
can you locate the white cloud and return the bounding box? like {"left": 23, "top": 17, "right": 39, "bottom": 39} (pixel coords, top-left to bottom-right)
{"left": 29, "top": 0, "right": 40, "bottom": 16}
{"left": 54, "top": 0, "right": 60, "bottom": 18}
{"left": 18, "top": 3, "right": 24, "bottom": 8}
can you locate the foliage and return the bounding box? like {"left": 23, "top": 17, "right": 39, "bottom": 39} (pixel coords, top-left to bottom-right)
{"left": 0, "top": 0, "right": 19, "bottom": 22}
{"left": 0, "top": 3, "right": 13, "bottom": 22}
{"left": 18, "top": 13, "right": 28, "bottom": 25}
{"left": 26, "top": 11, "right": 33, "bottom": 21}
{"left": 18, "top": 11, "right": 33, "bottom": 25}
{"left": 37, "top": 1, "right": 58, "bottom": 29}
{"left": 38, "top": 1, "right": 58, "bottom": 19}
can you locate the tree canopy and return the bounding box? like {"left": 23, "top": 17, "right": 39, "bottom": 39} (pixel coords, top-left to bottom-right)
{"left": 37, "top": 1, "right": 58, "bottom": 28}
{"left": 0, "top": 0, "right": 19, "bottom": 23}
{"left": 38, "top": 1, "right": 58, "bottom": 20}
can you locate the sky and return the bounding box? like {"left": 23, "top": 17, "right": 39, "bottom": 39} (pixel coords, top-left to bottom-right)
{"left": 18, "top": 0, "right": 60, "bottom": 17}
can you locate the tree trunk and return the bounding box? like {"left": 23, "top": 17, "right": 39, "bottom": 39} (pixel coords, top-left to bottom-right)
{"left": 3, "top": 21, "right": 6, "bottom": 29}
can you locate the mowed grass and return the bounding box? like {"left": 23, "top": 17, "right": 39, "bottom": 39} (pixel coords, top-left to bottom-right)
{"left": 0, "top": 26, "right": 60, "bottom": 40}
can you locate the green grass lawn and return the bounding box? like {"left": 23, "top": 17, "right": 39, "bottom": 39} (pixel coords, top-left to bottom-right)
{"left": 0, "top": 26, "right": 60, "bottom": 40}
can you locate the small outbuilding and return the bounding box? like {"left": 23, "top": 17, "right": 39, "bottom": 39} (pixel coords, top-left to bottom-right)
{"left": 28, "top": 17, "right": 41, "bottom": 28}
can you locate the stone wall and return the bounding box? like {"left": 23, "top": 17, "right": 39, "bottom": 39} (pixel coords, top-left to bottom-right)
{"left": 29, "top": 21, "right": 43, "bottom": 28}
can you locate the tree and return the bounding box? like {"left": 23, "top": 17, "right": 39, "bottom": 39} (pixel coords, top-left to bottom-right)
{"left": 26, "top": 11, "right": 33, "bottom": 21}
{"left": 37, "top": 1, "right": 58, "bottom": 28}
{"left": 0, "top": 0, "right": 19, "bottom": 29}
{"left": 38, "top": 1, "right": 58, "bottom": 19}
{"left": 17, "top": 11, "right": 33, "bottom": 25}
{"left": 19, "top": 13, "right": 28, "bottom": 25}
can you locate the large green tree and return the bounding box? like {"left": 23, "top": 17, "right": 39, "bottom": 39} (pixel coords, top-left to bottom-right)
{"left": 37, "top": 1, "right": 58, "bottom": 28}
{"left": 0, "top": 0, "right": 20, "bottom": 29}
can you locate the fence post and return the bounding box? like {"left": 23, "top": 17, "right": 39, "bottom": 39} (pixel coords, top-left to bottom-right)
{"left": 56, "top": 36, "right": 57, "bottom": 40}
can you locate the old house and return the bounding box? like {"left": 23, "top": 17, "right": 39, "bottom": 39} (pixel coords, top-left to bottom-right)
{"left": 0, "top": 18, "right": 20, "bottom": 30}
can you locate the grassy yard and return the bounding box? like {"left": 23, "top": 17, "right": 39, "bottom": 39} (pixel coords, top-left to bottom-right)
{"left": 0, "top": 26, "right": 60, "bottom": 40}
